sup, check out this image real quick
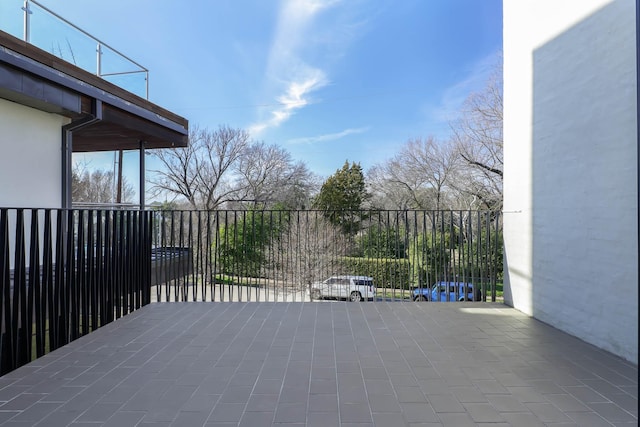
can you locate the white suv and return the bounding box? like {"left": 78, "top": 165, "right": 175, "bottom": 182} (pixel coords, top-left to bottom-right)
{"left": 310, "top": 275, "right": 376, "bottom": 302}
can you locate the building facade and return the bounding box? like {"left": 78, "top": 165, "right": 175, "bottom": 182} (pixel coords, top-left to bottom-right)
{"left": 503, "top": 0, "right": 638, "bottom": 363}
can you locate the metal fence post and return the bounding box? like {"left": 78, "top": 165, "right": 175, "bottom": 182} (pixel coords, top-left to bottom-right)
{"left": 22, "top": 0, "right": 31, "bottom": 42}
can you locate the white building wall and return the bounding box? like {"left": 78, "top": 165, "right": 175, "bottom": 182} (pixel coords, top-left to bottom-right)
{"left": 504, "top": 0, "right": 638, "bottom": 363}
{"left": 0, "top": 98, "right": 68, "bottom": 208}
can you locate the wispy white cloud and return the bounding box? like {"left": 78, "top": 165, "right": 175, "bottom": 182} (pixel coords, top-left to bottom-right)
{"left": 425, "top": 50, "right": 501, "bottom": 124}
{"left": 287, "top": 126, "right": 370, "bottom": 145}
{"left": 249, "top": 0, "right": 344, "bottom": 136}
{"left": 249, "top": 68, "right": 328, "bottom": 136}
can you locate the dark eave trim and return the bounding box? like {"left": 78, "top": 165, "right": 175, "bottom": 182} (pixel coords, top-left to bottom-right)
{"left": 0, "top": 30, "right": 187, "bottom": 141}
{"left": 0, "top": 61, "right": 81, "bottom": 116}
{"left": 0, "top": 45, "right": 187, "bottom": 138}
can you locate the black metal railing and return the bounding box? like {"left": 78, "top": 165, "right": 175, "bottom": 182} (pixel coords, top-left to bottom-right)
{"left": 0, "top": 208, "right": 152, "bottom": 375}
{"left": 0, "top": 207, "right": 502, "bottom": 373}
{"left": 149, "top": 209, "right": 502, "bottom": 303}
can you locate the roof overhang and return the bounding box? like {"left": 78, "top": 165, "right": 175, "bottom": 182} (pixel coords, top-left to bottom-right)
{"left": 0, "top": 30, "right": 188, "bottom": 152}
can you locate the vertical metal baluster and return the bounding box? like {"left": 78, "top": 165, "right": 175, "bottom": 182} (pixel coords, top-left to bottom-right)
{"left": 187, "top": 210, "right": 194, "bottom": 301}
{"left": 28, "top": 210, "right": 40, "bottom": 361}
{"left": 52, "top": 211, "right": 63, "bottom": 350}
{"left": 196, "top": 210, "right": 203, "bottom": 301}
{"left": 103, "top": 211, "right": 112, "bottom": 324}
{"left": 476, "top": 211, "right": 482, "bottom": 301}
{"left": 132, "top": 210, "right": 139, "bottom": 310}
{"left": 61, "top": 209, "right": 73, "bottom": 344}
{"left": 13, "top": 209, "right": 28, "bottom": 368}
{"left": 68, "top": 211, "right": 78, "bottom": 339}
{"left": 115, "top": 210, "right": 123, "bottom": 319}
{"left": 460, "top": 211, "right": 466, "bottom": 299}
{"left": 288, "top": 210, "right": 304, "bottom": 302}
{"left": 109, "top": 211, "right": 117, "bottom": 320}
{"left": 498, "top": 212, "right": 502, "bottom": 302}
{"left": 142, "top": 210, "right": 152, "bottom": 306}
{"left": 74, "top": 210, "right": 84, "bottom": 338}
{"left": 280, "top": 210, "right": 286, "bottom": 302}
{"left": 86, "top": 211, "right": 95, "bottom": 331}
{"left": 112, "top": 211, "right": 119, "bottom": 319}
{"left": 212, "top": 211, "right": 219, "bottom": 302}
{"left": 94, "top": 211, "right": 102, "bottom": 327}
{"left": 43, "top": 210, "right": 53, "bottom": 358}
{"left": 125, "top": 210, "right": 131, "bottom": 314}
{"left": 0, "top": 210, "right": 11, "bottom": 373}
{"left": 246, "top": 209, "right": 251, "bottom": 301}
{"left": 168, "top": 211, "right": 175, "bottom": 302}
{"left": 468, "top": 211, "right": 474, "bottom": 299}
{"left": 221, "top": 211, "right": 228, "bottom": 302}
{"left": 435, "top": 210, "right": 441, "bottom": 299}
{"left": 160, "top": 210, "right": 167, "bottom": 302}
{"left": 232, "top": 210, "right": 238, "bottom": 302}
{"left": 129, "top": 210, "right": 136, "bottom": 313}
{"left": 177, "top": 211, "right": 184, "bottom": 302}
{"left": 450, "top": 211, "right": 456, "bottom": 301}
{"left": 421, "top": 210, "right": 428, "bottom": 295}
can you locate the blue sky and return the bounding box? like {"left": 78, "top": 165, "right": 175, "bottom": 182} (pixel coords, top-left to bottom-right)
{"left": 28, "top": 0, "right": 502, "bottom": 197}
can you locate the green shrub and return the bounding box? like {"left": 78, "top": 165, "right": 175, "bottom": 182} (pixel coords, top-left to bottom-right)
{"left": 340, "top": 256, "right": 411, "bottom": 289}
{"left": 355, "top": 225, "right": 407, "bottom": 259}
{"left": 407, "top": 231, "right": 452, "bottom": 287}
{"left": 217, "top": 210, "right": 286, "bottom": 276}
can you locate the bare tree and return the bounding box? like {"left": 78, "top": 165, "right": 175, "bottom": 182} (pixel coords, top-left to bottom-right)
{"left": 367, "top": 164, "right": 414, "bottom": 210}
{"left": 72, "top": 163, "right": 135, "bottom": 204}
{"left": 367, "top": 137, "right": 460, "bottom": 210}
{"left": 266, "top": 212, "right": 349, "bottom": 291}
{"left": 149, "top": 125, "right": 251, "bottom": 210}
{"left": 233, "top": 142, "right": 316, "bottom": 209}
{"left": 450, "top": 57, "right": 503, "bottom": 209}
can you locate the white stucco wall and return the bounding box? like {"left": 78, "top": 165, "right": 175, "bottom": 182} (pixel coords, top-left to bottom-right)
{"left": 504, "top": 0, "right": 638, "bottom": 363}
{"left": 0, "top": 98, "right": 68, "bottom": 208}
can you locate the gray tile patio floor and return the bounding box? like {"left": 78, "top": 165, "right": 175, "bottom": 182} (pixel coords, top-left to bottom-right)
{"left": 0, "top": 302, "right": 636, "bottom": 426}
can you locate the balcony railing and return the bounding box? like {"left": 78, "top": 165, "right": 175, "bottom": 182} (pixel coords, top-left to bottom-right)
{"left": 0, "top": 207, "right": 502, "bottom": 374}
{"left": 148, "top": 209, "right": 502, "bottom": 303}
{"left": 0, "top": 0, "right": 149, "bottom": 98}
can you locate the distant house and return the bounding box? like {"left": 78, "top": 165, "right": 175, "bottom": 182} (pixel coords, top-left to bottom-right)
{"left": 0, "top": 11, "right": 188, "bottom": 209}
{"left": 503, "top": 0, "right": 637, "bottom": 363}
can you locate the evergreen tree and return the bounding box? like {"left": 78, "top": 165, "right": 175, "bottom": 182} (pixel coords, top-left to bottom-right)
{"left": 313, "top": 161, "right": 369, "bottom": 236}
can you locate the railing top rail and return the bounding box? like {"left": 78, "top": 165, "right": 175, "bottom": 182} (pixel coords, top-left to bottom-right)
{"left": 0, "top": 207, "right": 502, "bottom": 214}
{"left": 144, "top": 208, "right": 501, "bottom": 213}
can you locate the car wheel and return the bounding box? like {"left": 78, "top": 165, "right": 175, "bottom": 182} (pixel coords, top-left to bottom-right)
{"left": 349, "top": 291, "right": 362, "bottom": 302}
{"left": 415, "top": 295, "right": 427, "bottom": 302}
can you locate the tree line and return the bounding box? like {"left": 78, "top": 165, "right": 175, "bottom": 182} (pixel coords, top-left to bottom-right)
{"left": 142, "top": 58, "right": 503, "bottom": 289}
{"left": 74, "top": 58, "right": 502, "bottom": 213}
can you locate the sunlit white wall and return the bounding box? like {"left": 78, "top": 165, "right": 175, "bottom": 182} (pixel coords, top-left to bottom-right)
{"left": 0, "top": 98, "right": 67, "bottom": 208}
{"left": 504, "top": 0, "right": 638, "bottom": 363}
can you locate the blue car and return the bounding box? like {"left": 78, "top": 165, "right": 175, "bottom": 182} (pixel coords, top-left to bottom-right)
{"left": 412, "top": 281, "right": 481, "bottom": 302}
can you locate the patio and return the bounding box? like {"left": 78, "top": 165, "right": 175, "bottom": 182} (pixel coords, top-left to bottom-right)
{"left": 0, "top": 301, "right": 635, "bottom": 426}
